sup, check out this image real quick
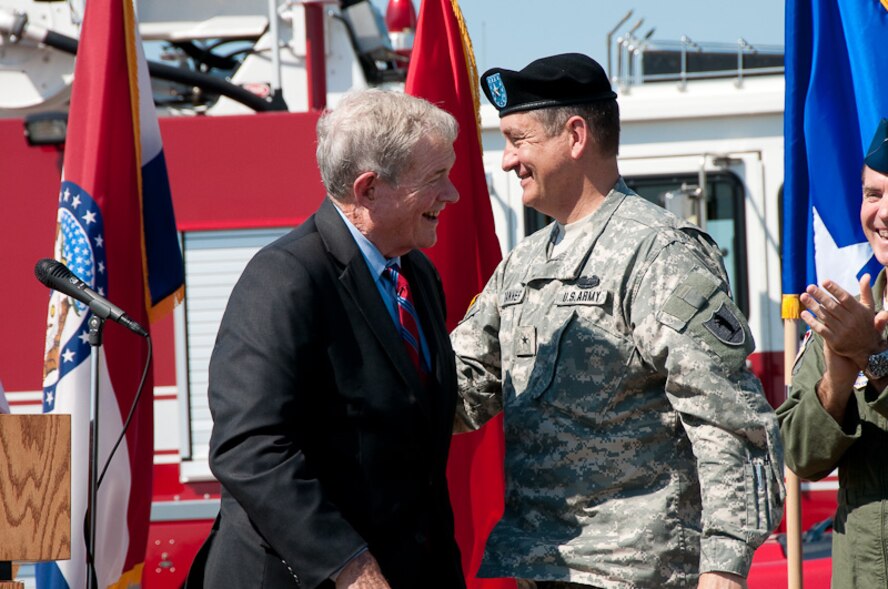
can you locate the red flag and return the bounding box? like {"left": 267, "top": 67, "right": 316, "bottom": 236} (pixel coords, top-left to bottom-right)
{"left": 405, "top": 2, "right": 513, "bottom": 588}
{"left": 37, "top": 0, "right": 183, "bottom": 587}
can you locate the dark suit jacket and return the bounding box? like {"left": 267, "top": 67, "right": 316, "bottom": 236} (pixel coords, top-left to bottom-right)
{"left": 188, "top": 199, "right": 465, "bottom": 589}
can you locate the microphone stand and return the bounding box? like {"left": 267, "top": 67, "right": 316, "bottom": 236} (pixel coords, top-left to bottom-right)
{"left": 86, "top": 314, "right": 104, "bottom": 589}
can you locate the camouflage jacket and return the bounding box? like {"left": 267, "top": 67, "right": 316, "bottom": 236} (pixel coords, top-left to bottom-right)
{"left": 451, "top": 179, "right": 785, "bottom": 588}
{"left": 777, "top": 269, "right": 888, "bottom": 589}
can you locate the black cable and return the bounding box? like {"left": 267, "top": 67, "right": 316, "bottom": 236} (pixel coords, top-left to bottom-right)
{"left": 40, "top": 31, "right": 277, "bottom": 112}
{"left": 172, "top": 40, "right": 246, "bottom": 71}
{"left": 83, "top": 335, "right": 152, "bottom": 588}
{"left": 98, "top": 336, "right": 153, "bottom": 488}
{"left": 84, "top": 510, "right": 98, "bottom": 588}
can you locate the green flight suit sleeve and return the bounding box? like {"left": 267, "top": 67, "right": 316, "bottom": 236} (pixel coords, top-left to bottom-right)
{"left": 777, "top": 330, "right": 862, "bottom": 480}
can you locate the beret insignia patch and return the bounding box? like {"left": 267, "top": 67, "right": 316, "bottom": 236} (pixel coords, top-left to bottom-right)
{"left": 486, "top": 73, "right": 508, "bottom": 108}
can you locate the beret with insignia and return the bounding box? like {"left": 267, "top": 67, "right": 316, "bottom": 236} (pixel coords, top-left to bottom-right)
{"left": 480, "top": 53, "right": 617, "bottom": 117}
{"left": 865, "top": 118, "right": 888, "bottom": 174}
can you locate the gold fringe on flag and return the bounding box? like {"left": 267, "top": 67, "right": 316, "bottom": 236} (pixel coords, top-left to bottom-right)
{"left": 450, "top": 0, "right": 483, "bottom": 147}
{"left": 148, "top": 285, "right": 185, "bottom": 325}
{"left": 782, "top": 294, "right": 801, "bottom": 320}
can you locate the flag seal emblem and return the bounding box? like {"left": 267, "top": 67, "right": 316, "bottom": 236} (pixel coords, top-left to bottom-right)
{"left": 486, "top": 73, "right": 508, "bottom": 108}
{"left": 42, "top": 181, "right": 106, "bottom": 413}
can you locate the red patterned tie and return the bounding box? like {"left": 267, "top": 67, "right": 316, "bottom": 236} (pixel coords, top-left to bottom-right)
{"left": 384, "top": 263, "right": 427, "bottom": 376}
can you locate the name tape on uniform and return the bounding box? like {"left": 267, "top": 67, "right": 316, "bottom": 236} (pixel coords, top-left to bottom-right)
{"left": 501, "top": 287, "right": 526, "bottom": 307}
{"left": 555, "top": 288, "right": 607, "bottom": 306}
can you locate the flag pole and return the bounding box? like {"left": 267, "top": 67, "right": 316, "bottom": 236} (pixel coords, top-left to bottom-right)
{"left": 783, "top": 317, "right": 803, "bottom": 589}
{"left": 86, "top": 316, "right": 104, "bottom": 589}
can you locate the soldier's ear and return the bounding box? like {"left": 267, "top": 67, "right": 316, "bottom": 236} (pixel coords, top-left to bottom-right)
{"left": 565, "top": 116, "right": 588, "bottom": 160}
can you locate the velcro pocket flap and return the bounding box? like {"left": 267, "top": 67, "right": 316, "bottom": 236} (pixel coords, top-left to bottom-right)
{"left": 656, "top": 268, "right": 720, "bottom": 332}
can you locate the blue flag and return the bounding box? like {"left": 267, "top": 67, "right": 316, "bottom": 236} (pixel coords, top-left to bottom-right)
{"left": 782, "top": 0, "right": 888, "bottom": 318}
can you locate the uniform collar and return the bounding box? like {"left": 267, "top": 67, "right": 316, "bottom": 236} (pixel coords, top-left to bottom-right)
{"left": 521, "top": 177, "right": 632, "bottom": 284}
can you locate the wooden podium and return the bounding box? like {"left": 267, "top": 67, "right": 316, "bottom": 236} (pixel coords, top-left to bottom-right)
{"left": 0, "top": 414, "right": 71, "bottom": 588}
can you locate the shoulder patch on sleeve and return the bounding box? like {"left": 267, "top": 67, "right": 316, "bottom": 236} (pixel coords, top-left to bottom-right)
{"left": 795, "top": 329, "right": 811, "bottom": 361}
{"left": 791, "top": 329, "right": 813, "bottom": 376}
{"left": 461, "top": 293, "right": 482, "bottom": 322}
{"left": 703, "top": 302, "right": 746, "bottom": 346}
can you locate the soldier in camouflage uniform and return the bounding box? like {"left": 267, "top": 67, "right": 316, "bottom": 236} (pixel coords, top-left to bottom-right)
{"left": 777, "top": 119, "right": 888, "bottom": 588}
{"left": 452, "top": 53, "right": 785, "bottom": 589}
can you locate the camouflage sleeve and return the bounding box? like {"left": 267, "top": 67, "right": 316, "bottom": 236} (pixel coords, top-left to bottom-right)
{"left": 449, "top": 259, "right": 505, "bottom": 432}
{"left": 628, "top": 239, "right": 786, "bottom": 578}
{"left": 776, "top": 331, "right": 861, "bottom": 480}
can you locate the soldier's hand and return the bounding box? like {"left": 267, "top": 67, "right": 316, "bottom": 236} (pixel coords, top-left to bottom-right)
{"left": 697, "top": 571, "right": 747, "bottom": 589}
{"left": 799, "top": 274, "right": 884, "bottom": 367}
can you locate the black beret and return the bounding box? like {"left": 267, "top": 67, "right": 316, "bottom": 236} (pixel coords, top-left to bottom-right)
{"left": 865, "top": 118, "right": 888, "bottom": 175}
{"left": 481, "top": 53, "right": 617, "bottom": 117}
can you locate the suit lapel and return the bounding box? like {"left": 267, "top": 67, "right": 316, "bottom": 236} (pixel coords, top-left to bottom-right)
{"left": 315, "top": 200, "right": 430, "bottom": 417}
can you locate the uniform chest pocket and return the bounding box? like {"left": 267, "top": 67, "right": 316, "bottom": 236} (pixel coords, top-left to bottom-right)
{"left": 527, "top": 307, "right": 634, "bottom": 418}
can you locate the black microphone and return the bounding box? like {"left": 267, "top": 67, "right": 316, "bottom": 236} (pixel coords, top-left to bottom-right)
{"left": 34, "top": 258, "right": 149, "bottom": 337}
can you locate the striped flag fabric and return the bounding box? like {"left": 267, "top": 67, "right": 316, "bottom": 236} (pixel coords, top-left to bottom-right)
{"left": 404, "top": 1, "right": 511, "bottom": 588}
{"left": 36, "top": 0, "right": 184, "bottom": 587}
{"left": 782, "top": 0, "right": 888, "bottom": 317}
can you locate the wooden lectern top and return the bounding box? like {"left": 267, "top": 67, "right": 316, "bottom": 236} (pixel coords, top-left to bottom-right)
{"left": 0, "top": 414, "right": 71, "bottom": 562}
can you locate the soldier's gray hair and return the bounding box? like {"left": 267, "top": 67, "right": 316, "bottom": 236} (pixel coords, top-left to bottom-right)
{"left": 316, "top": 89, "right": 458, "bottom": 201}
{"left": 529, "top": 99, "right": 621, "bottom": 157}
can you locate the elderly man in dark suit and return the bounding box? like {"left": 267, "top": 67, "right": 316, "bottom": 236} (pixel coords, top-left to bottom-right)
{"left": 187, "top": 89, "right": 465, "bottom": 589}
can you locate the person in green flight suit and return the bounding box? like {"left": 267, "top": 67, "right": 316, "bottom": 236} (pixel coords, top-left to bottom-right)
{"left": 778, "top": 118, "right": 888, "bottom": 588}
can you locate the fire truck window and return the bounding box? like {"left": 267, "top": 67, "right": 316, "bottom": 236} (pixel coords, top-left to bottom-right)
{"left": 626, "top": 172, "right": 748, "bottom": 317}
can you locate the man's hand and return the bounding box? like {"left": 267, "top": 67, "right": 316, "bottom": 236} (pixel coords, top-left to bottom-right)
{"left": 335, "top": 552, "right": 391, "bottom": 589}
{"left": 799, "top": 275, "right": 888, "bottom": 366}
{"left": 698, "top": 571, "right": 747, "bottom": 589}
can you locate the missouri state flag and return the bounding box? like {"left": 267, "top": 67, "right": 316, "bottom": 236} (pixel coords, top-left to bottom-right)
{"left": 36, "top": 0, "right": 184, "bottom": 586}
{"left": 782, "top": 0, "right": 888, "bottom": 316}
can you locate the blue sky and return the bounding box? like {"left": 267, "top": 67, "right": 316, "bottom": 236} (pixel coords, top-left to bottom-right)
{"left": 372, "top": 0, "right": 785, "bottom": 77}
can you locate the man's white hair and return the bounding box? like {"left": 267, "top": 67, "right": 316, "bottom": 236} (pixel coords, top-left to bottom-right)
{"left": 316, "top": 89, "right": 458, "bottom": 201}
